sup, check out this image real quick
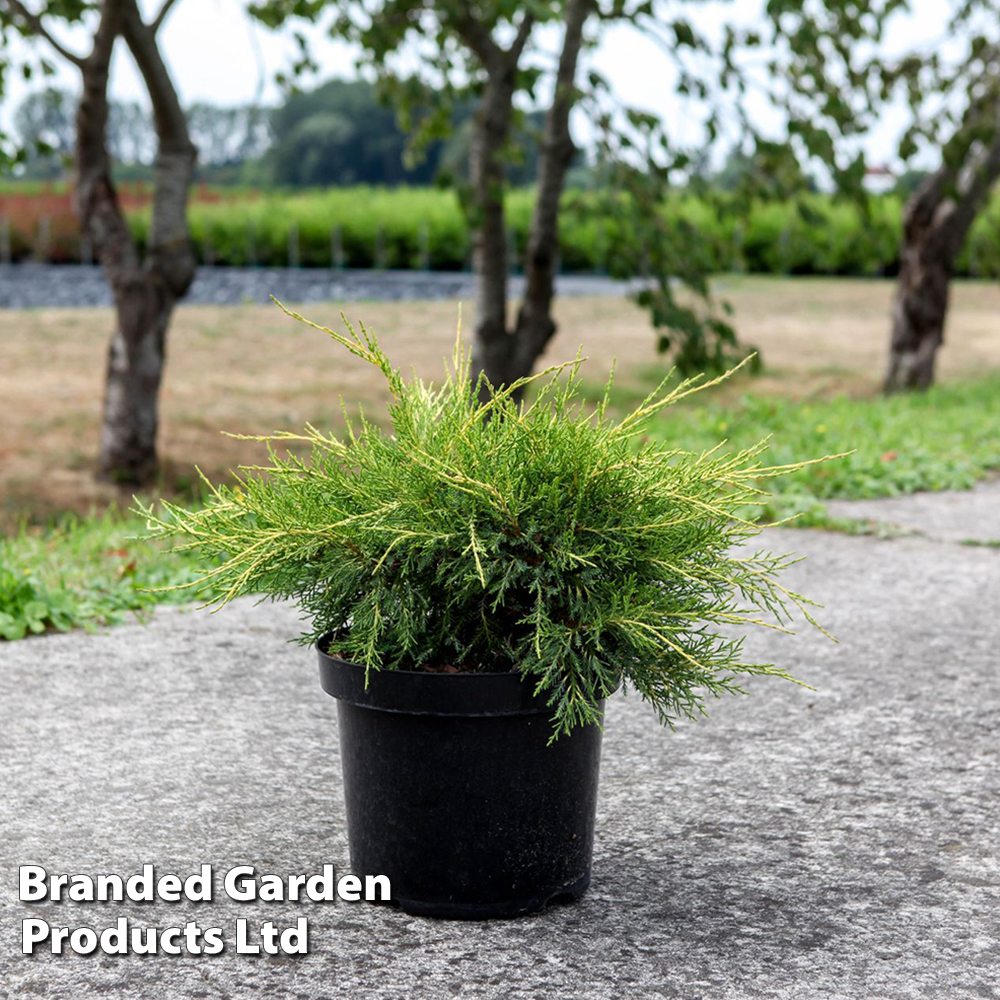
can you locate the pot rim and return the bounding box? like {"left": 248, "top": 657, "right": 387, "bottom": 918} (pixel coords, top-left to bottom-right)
{"left": 317, "top": 632, "right": 558, "bottom": 717}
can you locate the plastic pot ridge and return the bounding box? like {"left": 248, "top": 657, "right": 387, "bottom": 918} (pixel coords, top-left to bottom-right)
{"left": 318, "top": 638, "right": 607, "bottom": 919}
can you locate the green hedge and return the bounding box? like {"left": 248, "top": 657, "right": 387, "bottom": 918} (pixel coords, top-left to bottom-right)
{"left": 6, "top": 184, "right": 1000, "bottom": 276}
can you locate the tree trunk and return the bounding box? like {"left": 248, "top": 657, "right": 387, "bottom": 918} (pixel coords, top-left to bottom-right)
{"left": 76, "top": 79, "right": 178, "bottom": 484}
{"left": 468, "top": 69, "right": 517, "bottom": 397}
{"left": 72, "top": 0, "right": 196, "bottom": 484}
{"left": 885, "top": 229, "right": 951, "bottom": 392}
{"left": 99, "top": 279, "right": 180, "bottom": 482}
{"left": 450, "top": 12, "right": 534, "bottom": 399}
{"left": 71, "top": 1, "right": 147, "bottom": 482}
{"left": 885, "top": 133, "right": 1000, "bottom": 393}
{"left": 461, "top": 3, "right": 592, "bottom": 397}
{"left": 509, "top": 0, "right": 592, "bottom": 388}
{"left": 6, "top": 0, "right": 193, "bottom": 484}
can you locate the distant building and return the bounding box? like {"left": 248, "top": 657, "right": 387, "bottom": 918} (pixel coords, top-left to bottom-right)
{"left": 864, "top": 164, "right": 896, "bottom": 194}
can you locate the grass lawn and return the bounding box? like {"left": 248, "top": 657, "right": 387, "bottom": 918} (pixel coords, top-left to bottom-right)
{"left": 2, "top": 276, "right": 1000, "bottom": 639}
{"left": 0, "top": 512, "right": 210, "bottom": 640}
{"left": 601, "top": 369, "right": 1000, "bottom": 530}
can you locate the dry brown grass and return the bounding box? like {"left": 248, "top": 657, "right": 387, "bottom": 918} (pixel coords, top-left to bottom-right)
{"left": 2, "top": 276, "right": 999, "bottom": 527}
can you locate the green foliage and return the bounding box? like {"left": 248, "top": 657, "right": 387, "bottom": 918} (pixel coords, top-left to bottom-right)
{"left": 18, "top": 179, "right": 1000, "bottom": 278}
{"left": 0, "top": 511, "right": 211, "bottom": 640}
{"left": 259, "top": 78, "right": 545, "bottom": 188}
{"left": 0, "top": 562, "right": 76, "bottom": 639}
{"left": 0, "top": 0, "right": 95, "bottom": 169}
{"left": 126, "top": 185, "right": 475, "bottom": 269}
{"left": 265, "top": 79, "right": 440, "bottom": 187}
{"left": 243, "top": 0, "right": 904, "bottom": 378}
{"left": 581, "top": 176, "right": 749, "bottom": 374}
{"left": 10, "top": 86, "right": 75, "bottom": 179}
{"left": 140, "top": 307, "right": 827, "bottom": 737}
{"left": 603, "top": 369, "right": 1000, "bottom": 513}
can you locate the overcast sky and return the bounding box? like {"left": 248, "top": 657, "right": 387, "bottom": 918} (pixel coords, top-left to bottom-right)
{"left": 1, "top": 0, "right": 956, "bottom": 171}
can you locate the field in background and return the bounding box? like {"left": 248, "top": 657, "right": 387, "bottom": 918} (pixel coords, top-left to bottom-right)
{"left": 4, "top": 274, "right": 1000, "bottom": 639}
{"left": 3, "top": 276, "right": 1000, "bottom": 530}
{"left": 6, "top": 181, "right": 1000, "bottom": 276}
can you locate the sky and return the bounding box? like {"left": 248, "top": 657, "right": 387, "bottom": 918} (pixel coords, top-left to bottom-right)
{"left": 1, "top": 0, "right": 956, "bottom": 172}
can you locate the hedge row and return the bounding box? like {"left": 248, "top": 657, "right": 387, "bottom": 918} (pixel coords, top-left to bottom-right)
{"left": 4, "top": 184, "right": 1000, "bottom": 277}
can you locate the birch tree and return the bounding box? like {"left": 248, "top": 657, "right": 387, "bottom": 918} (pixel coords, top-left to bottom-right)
{"left": 0, "top": 0, "right": 196, "bottom": 483}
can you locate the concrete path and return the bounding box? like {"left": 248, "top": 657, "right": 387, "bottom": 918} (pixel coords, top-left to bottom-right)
{"left": 825, "top": 477, "right": 1000, "bottom": 544}
{"left": 1, "top": 486, "right": 998, "bottom": 999}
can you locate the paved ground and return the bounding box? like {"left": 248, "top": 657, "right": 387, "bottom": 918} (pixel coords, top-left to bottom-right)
{"left": 1, "top": 487, "right": 998, "bottom": 999}
{"left": 826, "top": 477, "right": 1000, "bottom": 544}
{"left": 0, "top": 264, "right": 636, "bottom": 308}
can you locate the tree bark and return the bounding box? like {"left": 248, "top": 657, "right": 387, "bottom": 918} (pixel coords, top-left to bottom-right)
{"left": 452, "top": 11, "right": 533, "bottom": 398}
{"left": 458, "top": 4, "right": 592, "bottom": 398}
{"left": 885, "top": 172, "right": 952, "bottom": 392}
{"left": 72, "top": 0, "right": 196, "bottom": 483}
{"left": 468, "top": 67, "right": 518, "bottom": 396}
{"left": 510, "top": 0, "right": 592, "bottom": 387}
{"left": 98, "top": 277, "right": 176, "bottom": 483}
{"left": 886, "top": 132, "right": 1000, "bottom": 392}
{"left": 71, "top": 2, "right": 150, "bottom": 482}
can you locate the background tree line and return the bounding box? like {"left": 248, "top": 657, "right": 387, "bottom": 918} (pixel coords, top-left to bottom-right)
{"left": 10, "top": 78, "right": 562, "bottom": 188}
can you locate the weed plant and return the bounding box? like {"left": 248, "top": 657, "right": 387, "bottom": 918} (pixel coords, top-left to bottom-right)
{"left": 0, "top": 512, "right": 211, "bottom": 640}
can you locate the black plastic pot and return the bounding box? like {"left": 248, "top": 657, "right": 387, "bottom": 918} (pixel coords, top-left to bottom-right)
{"left": 318, "top": 638, "right": 607, "bottom": 920}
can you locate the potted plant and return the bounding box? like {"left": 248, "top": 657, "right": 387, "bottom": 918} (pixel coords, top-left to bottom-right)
{"left": 140, "top": 304, "right": 828, "bottom": 920}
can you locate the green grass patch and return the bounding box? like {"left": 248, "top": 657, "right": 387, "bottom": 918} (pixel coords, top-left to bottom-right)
{"left": 0, "top": 510, "right": 211, "bottom": 640}
{"left": 602, "top": 371, "right": 1000, "bottom": 523}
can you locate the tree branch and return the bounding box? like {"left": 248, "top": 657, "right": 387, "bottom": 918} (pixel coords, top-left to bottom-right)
{"left": 943, "top": 126, "right": 1000, "bottom": 250}
{"left": 3, "top": 0, "right": 85, "bottom": 67}
{"left": 150, "top": 0, "right": 181, "bottom": 35}
{"left": 512, "top": 0, "right": 591, "bottom": 379}
{"left": 120, "top": 0, "right": 192, "bottom": 149}
{"left": 508, "top": 11, "right": 535, "bottom": 64}
{"left": 451, "top": 9, "right": 501, "bottom": 68}
{"left": 913, "top": 98, "right": 1000, "bottom": 255}
{"left": 119, "top": 0, "right": 196, "bottom": 280}
{"left": 451, "top": 8, "right": 536, "bottom": 74}
{"left": 90, "top": 0, "right": 123, "bottom": 67}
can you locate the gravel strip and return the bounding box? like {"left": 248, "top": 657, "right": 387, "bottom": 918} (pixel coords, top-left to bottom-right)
{"left": 0, "top": 264, "right": 637, "bottom": 309}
